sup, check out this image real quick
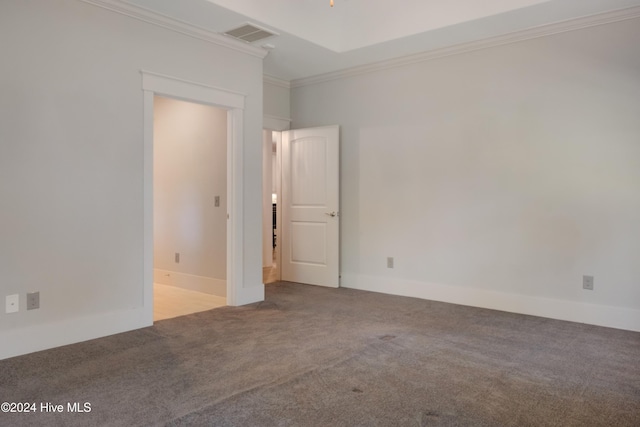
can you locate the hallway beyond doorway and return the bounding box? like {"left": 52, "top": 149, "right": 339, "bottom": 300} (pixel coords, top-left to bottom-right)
{"left": 154, "top": 284, "right": 226, "bottom": 321}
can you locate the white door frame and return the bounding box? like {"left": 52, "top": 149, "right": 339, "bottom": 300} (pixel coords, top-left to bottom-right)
{"left": 274, "top": 131, "right": 283, "bottom": 282}
{"left": 263, "top": 117, "right": 290, "bottom": 283}
{"left": 142, "top": 70, "right": 246, "bottom": 322}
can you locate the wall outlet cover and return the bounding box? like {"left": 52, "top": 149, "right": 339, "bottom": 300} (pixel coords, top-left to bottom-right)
{"left": 27, "top": 292, "right": 40, "bottom": 310}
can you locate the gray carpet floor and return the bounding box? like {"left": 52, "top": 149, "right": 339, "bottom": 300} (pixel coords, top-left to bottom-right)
{"left": 1, "top": 282, "right": 639, "bottom": 426}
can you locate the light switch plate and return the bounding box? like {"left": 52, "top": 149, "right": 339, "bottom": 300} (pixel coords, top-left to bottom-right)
{"left": 6, "top": 294, "right": 19, "bottom": 314}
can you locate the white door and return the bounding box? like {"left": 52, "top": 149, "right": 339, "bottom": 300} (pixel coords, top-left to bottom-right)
{"left": 281, "top": 125, "right": 339, "bottom": 287}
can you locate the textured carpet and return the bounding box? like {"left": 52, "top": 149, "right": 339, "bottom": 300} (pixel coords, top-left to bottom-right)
{"left": 1, "top": 282, "right": 639, "bottom": 426}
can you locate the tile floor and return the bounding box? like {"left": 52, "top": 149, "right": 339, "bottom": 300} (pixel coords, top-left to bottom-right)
{"left": 154, "top": 250, "right": 278, "bottom": 322}
{"left": 153, "top": 284, "right": 226, "bottom": 321}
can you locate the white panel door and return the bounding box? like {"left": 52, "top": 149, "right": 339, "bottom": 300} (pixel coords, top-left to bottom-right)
{"left": 281, "top": 126, "right": 339, "bottom": 287}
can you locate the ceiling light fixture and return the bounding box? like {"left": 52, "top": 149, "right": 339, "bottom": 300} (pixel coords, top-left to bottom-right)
{"left": 330, "top": 0, "right": 334, "bottom": 6}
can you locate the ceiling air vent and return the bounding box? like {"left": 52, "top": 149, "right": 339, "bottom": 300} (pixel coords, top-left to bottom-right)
{"left": 223, "top": 23, "right": 278, "bottom": 43}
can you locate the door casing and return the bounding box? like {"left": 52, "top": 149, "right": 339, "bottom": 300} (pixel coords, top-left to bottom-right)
{"left": 142, "top": 70, "right": 249, "bottom": 322}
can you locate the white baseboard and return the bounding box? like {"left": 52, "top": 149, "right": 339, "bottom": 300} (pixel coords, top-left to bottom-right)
{"left": 340, "top": 273, "right": 640, "bottom": 332}
{"left": 154, "top": 269, "right": 226, "bottom": 297}
{"left": 0, "top": 307, "right": 151, "bottom": 361}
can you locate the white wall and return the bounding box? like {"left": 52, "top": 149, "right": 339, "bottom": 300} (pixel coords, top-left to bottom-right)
{"left": 264, "top": 78, "right": 291, "bottom": 132}
{"left": 0, "top": 0, "right": 264, "bottom": 359}
{"left": 264, "top": 79, "right": 291, "bottom": 121}
{"left": 153, "top": 96, "right": 227, "bottom": 296}
{"left": 291, "top": 18, "right": 640, "bottom": 331}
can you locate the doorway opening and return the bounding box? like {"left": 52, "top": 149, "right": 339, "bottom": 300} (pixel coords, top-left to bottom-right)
{"left": 263, "top": 129, "right": 282, "bottom": 284}
{"left": 262, "top": 125, "right": 340, "bottom": 288}
{"left": 142, "top": 70, "right": 249, "bottom": 324}
{"left": 153, "top": 96, "right": 227, "bottom": 320}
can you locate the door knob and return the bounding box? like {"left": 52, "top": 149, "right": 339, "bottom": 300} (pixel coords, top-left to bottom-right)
{"left": 325, "top": 211, "right": 337, "bottom": 217}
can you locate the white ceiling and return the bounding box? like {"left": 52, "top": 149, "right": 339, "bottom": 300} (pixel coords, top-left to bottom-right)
{"left": 207, "top": 0, "right": 551, "bottom": 52}
{"left": 123, "top": 0, "right": 640, "bottom": 82}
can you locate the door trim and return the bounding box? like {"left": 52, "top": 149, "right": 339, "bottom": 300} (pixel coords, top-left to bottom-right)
{"left": 142, "top": 70, "right": 246, "bottom": 321}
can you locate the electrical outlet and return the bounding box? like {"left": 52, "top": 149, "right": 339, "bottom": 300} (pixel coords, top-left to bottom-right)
{"left": 175, "top": 252, "right": 180, "bottom": 263}
{"left": 583, "top": 275, "right": 594, "bottom": 291}
{"left": 387, "top": 257, "right": 394, "bottom": 269}
{"left": 5, "top": 294, "right": 19, "bottom": 314}
{"left": 27, "top": 292, "right": 40, "bottom": 310}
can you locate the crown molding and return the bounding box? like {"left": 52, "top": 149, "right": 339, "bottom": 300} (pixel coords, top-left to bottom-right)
{"left": 291, "top": 6, "right": 640, "bottom": 88}
{"left": 264, "top": 75, "right": 291, "bottom": 89}
{"left": 79, "top": 0, "right": 268, "bottom": 59}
